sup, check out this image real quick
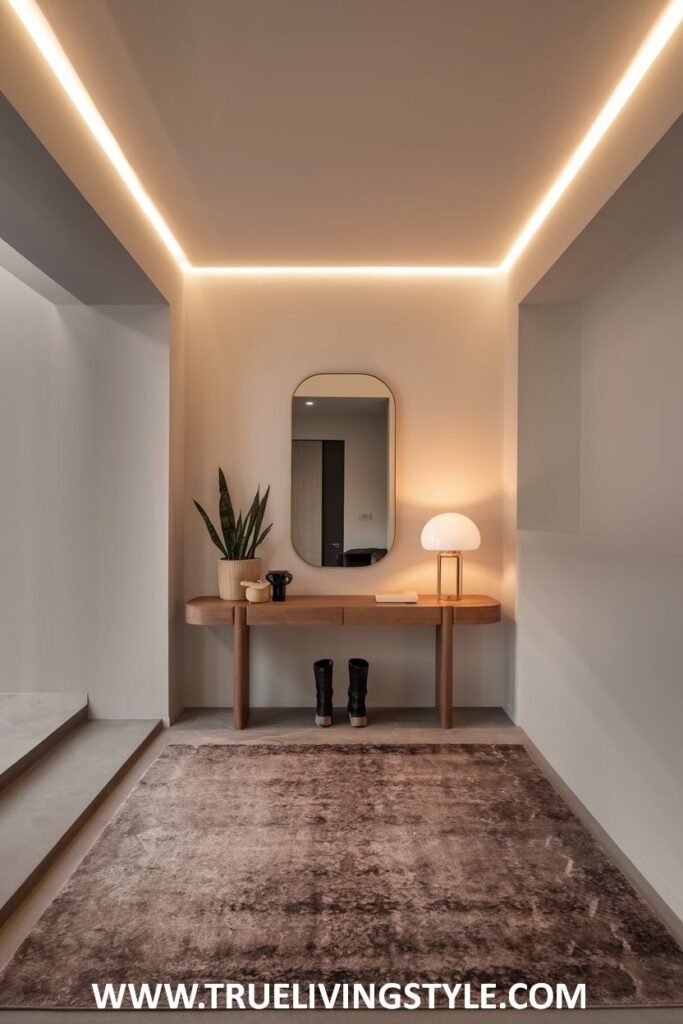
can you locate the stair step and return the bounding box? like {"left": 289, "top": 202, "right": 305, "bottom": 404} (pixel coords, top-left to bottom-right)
{"left": 0, "top": 718, "right": 161, "bottom": 925}
{"left": 0, "top": 692, "right": 88, "bottom": 792}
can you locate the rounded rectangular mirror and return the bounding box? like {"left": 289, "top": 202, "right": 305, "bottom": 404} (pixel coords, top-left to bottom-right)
{"left": 291, "top": 373, "right": 395, "bottom": 567}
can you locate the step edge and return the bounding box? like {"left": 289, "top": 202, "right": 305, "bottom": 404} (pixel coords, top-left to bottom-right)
{"left": 0, "top": 702, "right": 89, "bottom": 795}
{"left": 0, "top": 718, "right": 161, "bottom": 926}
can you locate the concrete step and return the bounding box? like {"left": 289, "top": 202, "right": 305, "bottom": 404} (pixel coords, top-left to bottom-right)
{"left": 0, "top": 693, "right": 88, "bottom": 792}
{"left": 0, "top": 718, "right": 161, "bottom": 925}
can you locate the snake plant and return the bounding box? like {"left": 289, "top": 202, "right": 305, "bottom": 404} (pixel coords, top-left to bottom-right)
{"left": 194, "top": 468, "right": 272, "bottom": 560}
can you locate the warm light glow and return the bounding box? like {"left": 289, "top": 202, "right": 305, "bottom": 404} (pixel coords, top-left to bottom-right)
{"left": 185, "top": 265, "right": 499, "bottom": 277}
{"left": 7, "top": 0, "right": 682, "bottom": 277}
{"left": 500, "top": 0, "right": 683, "bottom": 271}
{"left": 6, "top": 0, "right": 187, "bottom": 266}
{"left": 421, "top": 513, "right": 481, "bottom": 552}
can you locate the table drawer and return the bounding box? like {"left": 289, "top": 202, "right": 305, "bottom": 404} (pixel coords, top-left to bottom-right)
{"left": 247, "top": 605, "right": 343, "bottom": 626}
{"left": 185, "top": 599, "right": 235, "bottom": 625}
{"left": 452, "top": 605, "right": 501, "bottom": 625}
{"left": 343, "top": 605, "right": 441, "bottom": 626}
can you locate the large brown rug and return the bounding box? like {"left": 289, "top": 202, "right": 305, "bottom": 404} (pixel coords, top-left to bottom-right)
{"left": 1, "top": 744, "right": 682, "bottom": 1009}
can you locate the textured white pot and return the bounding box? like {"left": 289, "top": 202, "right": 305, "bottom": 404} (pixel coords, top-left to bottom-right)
{"left": 218, "top": 558, "right": 261, "bottom": 601}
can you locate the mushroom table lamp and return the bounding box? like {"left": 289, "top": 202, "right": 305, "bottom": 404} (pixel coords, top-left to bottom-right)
{"left": 421, "top": 512, "right": 481, "bottom": 599}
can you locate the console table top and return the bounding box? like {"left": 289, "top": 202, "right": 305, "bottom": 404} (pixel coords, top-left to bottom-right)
{"left": 186, "top": 593, "right": 501, "bottom": 626}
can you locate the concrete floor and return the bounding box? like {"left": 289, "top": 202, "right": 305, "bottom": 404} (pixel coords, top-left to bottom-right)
{"left": 0, "top": 707, "right": 679, "bottom": 1023}
{"left": 0, "top": 693, "right": 87, "bottom": 789}
{"left": 0, "top": 718, "right": 160, "bottom": 925}
{"left": 172, "top": 704, "right": 523, "bottom": 742}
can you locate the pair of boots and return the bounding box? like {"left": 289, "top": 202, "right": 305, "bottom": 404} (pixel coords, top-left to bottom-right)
{"left": 314, "top": 658, "right": 368, "bottom": 728}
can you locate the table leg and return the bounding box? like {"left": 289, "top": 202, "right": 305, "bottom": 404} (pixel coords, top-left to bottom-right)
{"left": 435, "top": 624, "right": 442, "bottom": 714}
{"left": 233, "top": 605, "right": 250, "bottom": 730}
{"left": 437, "top": 606, "right": 453, "bottom": 728}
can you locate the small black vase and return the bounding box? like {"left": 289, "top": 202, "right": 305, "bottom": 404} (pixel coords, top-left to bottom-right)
{"left": 266, "top": 570, "right": 293, "bottom": 602}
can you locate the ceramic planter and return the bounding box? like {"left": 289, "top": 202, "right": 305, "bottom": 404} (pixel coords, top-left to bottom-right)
{"left": 218, "top": 558, "right": 261, "bottom": 601}
{"left": 240, "top": 579, "right": 271, "bottom": 603}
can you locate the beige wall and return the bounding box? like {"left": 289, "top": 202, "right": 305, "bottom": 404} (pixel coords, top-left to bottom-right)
{"left": 183, "top": 276, "right": 507, "bottom": 708}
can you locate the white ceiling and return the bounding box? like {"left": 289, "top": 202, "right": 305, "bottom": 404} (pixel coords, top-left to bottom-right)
{"left": 293, "top": 396, "right": 389, "bottom": 416}
{"left": 40, "top": 0, "right": 665, "bottom": 264}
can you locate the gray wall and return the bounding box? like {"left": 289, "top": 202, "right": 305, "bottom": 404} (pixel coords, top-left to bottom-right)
{"left": 517, "top": 212, "right": 683, "bottom": 920}
{"left": 0, "top": 264, "right": 170, "bottom": 718}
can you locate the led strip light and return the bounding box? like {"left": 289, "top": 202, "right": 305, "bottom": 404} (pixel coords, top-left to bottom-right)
{"left": 182, "top": 265, "right": 499, "bottom": 277}
{"left": 6, "top": 0, "right": 683, "bottom": 276}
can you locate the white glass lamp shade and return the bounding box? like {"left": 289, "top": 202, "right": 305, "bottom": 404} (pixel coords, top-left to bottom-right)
{"left": 421, "top": 513, "right": 481, "bottom": 552}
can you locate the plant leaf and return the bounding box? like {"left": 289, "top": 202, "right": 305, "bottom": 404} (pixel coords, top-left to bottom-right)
{"left": 251, "top": 522, "right": 273, "bottom": 554}
{"left": 234, "top": 512, "right": 246, "bottom": 559}
{"left": 193, "top": 499, "right": 227, "bottom": 558}
{"left": 248, "top": 486, "right": 270, "bottom": 558}
{"left": 218, "top": 468, "right": 236, "bottom": 556}
{"left": 242, "top": 487, "right": 261, "bottom": 554}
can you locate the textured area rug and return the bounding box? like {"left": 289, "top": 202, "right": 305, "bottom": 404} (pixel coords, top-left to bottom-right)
{"left": 1, "top": 743, "right": 682, "bottom": 1009}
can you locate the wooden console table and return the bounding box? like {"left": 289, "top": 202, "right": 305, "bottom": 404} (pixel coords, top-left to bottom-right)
{"left": 185, "top": 594, "right": 501, "bottom": 730}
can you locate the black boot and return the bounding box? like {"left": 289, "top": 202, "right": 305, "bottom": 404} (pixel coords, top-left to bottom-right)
{"left": 347, "top": 658, "right": 369, "bottom": 727}
{"left": 314, "top": 659, "right": 333, "bottom": 727}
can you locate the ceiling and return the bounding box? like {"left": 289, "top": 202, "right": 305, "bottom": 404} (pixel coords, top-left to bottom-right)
{"left": 293, "top": 396, "right": 389, "bottom": 417}
{"left": 39, "top": 0, "right": 666, "bottom": 265}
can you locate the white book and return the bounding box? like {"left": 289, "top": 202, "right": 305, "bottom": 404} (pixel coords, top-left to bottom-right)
{"left": 375, "top": 592, "right": 419, "bottom": 604}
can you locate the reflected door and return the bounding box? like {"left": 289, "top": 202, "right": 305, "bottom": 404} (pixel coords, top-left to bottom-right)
{"left": 321, "top": 440, "right": 344, "bottom": 566}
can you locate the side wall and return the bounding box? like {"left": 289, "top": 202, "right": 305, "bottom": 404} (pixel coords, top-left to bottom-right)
{"left": 502, "top": 27, "right": 683, "bottom": 725}
{"left": 183, "top": 276, "right": 507, "bottom": 710}
{"left": 0, "top": 266, "right": 170, "bottom": 718}
{"left": 517, "top": 214, "right": 683, "bottom": 920}
{"left": 1, "top": 11, "right": 187, "bottom": 722}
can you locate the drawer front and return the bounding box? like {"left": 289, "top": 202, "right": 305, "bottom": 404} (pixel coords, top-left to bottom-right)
{"left": 185, "top": 600, "right": 235, "bottom": 626}
{"left": 453, "top": 605, "right": 501, "bottom": 625}
{"left": 343, "top": 605, "right": 441, "bottom": 626}
{"left": 247, "top": 605, "right": 343, "bottom": 626}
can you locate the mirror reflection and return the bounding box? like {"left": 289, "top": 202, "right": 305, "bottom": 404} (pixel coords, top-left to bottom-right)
{"left": 291, "top": 374, "right": 395, "bottom": 567}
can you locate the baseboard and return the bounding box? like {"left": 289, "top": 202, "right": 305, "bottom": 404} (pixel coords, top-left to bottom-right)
{"left": 524, "top": 736, "right": 683, "bottom": 948}
{"left": 166, "top": 703, "right": 185, "bottom": 727}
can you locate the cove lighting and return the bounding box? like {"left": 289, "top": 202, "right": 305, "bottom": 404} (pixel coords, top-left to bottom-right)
{"left": 184, "top": 265, "right": 499, "bottom": 277}
{"left": 7, "top": 0, "right": 683, "bottom": 276}
{"left": 6, "top": 0, "right": 188, "bottom": 266}
{"left": 501, "top": 0, "right": 683, "bottom": 271}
